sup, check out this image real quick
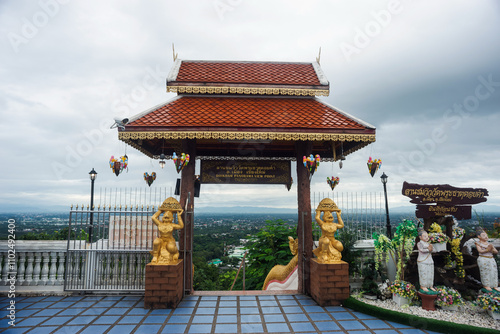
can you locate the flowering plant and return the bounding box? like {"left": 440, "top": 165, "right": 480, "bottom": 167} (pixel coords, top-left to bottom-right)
{"left": 474, "top": 294, "right": 500, "bottom": 314}
{"left": 428, "top": 232, "right": 449, "bottom": 243}
{"left": 389, "top": 280, "right": 416, "bottom": 299}
{"left": 452, "top": 226, "right": 465, "bottom": 240}
{"left": 435, "top": 286, "right": 464, "bottom": 307}
{"left": 427, "top": 223, "right": 449, "bottom": 243}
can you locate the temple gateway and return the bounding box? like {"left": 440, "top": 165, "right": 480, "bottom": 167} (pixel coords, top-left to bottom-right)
{"left": 117, "top": 58, "right": 376, "bottom": 296}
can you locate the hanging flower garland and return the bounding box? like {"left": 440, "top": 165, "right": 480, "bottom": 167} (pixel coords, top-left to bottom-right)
{"left": 303, "top": 154, "right": 320, "bottom": 175}
{"left": 367, "top": 157, "right": 381, "bottom": 177}
{"left": 143, "top": 172, "right": 156, "bottom": 187}
{"left": 450, "top": 226, "right": 465, "bottom": 278}
{"left": 173, "top": 152, "right": 190, "bottom": 173}
{"left": 372, "top": 233, "right": 395, "bottom": 271}
{"left": 109, "top": 155, "right": 128, "bottom": 176}
{"left": 393, "top": 219, "right": 418, "bottom": 281}
{"left": 326, "top": 176, "right": 339, "bottom": 190}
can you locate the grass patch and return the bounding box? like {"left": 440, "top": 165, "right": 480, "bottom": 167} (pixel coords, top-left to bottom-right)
{"left": 342, "top": 297, "right": 498, "bottom": 334}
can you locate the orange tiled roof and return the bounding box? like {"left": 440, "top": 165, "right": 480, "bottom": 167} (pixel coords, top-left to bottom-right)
{"left": 166, "top": 60, "right": 329, "bottom": 96}
{"left": 126, "top": 96, "right": 370, "bottom": 132}
{"left": 174, "top": 61, "right": 321, "bottom": 85}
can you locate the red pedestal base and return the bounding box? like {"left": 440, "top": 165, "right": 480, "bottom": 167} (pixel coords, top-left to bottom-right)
{"left": 310, "top": 259, "right": 349, "bottom": 306}
{"left": 144, "top": 260, "right": 183, "bottom": 309}
{"left": 418, "top": 291, "right": 437, "bottom": 311}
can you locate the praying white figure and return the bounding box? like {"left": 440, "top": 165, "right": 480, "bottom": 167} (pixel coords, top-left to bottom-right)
{"left": 475, "top": 229, "right": 500, "bottom": 292}
{"left": 417, "top": 229, "right": 435, "bottom": 292}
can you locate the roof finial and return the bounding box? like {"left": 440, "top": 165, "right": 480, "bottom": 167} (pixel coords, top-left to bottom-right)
{"left": 172, "top": 43, "right": 178, "bottom": 62}
{"left": 316, "top": 47, "right": 321, "bottom": 65}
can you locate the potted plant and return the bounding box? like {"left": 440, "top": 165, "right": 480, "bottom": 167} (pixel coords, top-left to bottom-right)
{"left": 474, "top": 293, "right": 500, "bottom": 320}
{"left": 435, "top": 286, "right": 464, "bottom": 311}
{"left": 389, "top": 280, "right": 416, "bottom": 306}
{"left": 361, "top": 259, "right": 381, "bottom": 300}
{"left": 428, "top": 223, "right": 449, "bottom": 252}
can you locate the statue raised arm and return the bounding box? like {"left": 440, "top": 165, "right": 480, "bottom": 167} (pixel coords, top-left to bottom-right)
{"left": 150, "top": 197, "right": 184, "bottom": 265}
{"left": 313, "top": 198, "right": 344, "bottom": 263}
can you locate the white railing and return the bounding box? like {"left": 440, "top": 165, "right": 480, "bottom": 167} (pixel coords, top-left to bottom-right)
{"left": 0, "top": 239, "right": 383, "bottom": 295}
{"left": 0, "top": 241, "right": 67, "bottom": 294}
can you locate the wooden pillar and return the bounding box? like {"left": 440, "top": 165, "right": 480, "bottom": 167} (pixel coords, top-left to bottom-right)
{"left": 296, "top": 140, "right": 313, "bottom": 295}
{"left": 179, "top": 139, "right": 196, "bottom": 294}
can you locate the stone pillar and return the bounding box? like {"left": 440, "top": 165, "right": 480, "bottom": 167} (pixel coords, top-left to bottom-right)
{"left": 144, "top": 260, "right": 184, "bottom": 309}
{"left": 296, "top": 141, "right": 313, "bottom": 295}
{"left": 310, "top": 259, "right": 350, "bottom": 306}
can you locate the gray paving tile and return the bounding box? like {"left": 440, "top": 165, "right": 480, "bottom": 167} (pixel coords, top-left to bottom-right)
{"left": 93, "top": 315, "right": 120, "bottom": 324}
{"left": 290, "top": 321, "right": 316, "bottom": 332}
{"left": 188, "top": 324, "right": 213, "bottom": 333}
{"left": 80, "top": 325, "right": 111, "bottom": 334}
{"left": 216, "top": 315, "right": 238, "bottom": 323}
{"left": 135, "top": 324, "right": 162, "bottom": 333}
{"left": 241, "top": 322, "right": 264, "bottom": 333}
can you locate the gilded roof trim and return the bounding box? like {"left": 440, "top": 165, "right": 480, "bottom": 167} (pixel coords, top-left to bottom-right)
{"left": 166, "top": 86, "right": 329, "bottom": 97}
{"left": 119, "top": 131, "right": 375, "bottom": 142}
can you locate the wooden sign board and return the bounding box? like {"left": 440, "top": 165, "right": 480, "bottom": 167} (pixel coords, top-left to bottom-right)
{"left": 402, "top": 181, "right": 488, "bottom": 205}
{"left": 200, "top": 160, "right": 291, "bottom": 185}
{"left": 415, "top": 204, "right": 472, "bottom": 220}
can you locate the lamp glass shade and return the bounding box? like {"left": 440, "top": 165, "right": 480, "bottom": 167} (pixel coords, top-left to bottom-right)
{"left": 380, "top": 172, "right": 388, "bottom": 184}
{"left": 89, "top": 168, "right": 97, "bottom": 181}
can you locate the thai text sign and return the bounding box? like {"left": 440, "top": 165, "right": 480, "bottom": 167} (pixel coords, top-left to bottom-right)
{"left": 402, "top": 182, "right": 488, "bottom": 205}
{"left": 201, "top": 160, "right": 291, "bottom": 184}
{"left": 415, "top": 204, "right": 472, "bottom": 220}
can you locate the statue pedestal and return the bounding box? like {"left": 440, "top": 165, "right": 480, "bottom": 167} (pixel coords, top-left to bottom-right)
{"left": 310, "top": 259, "right": 349, "bottom": 306}
{"left": 144, "top": 260, "right": 183, "bottom": 309}
{"left": 418, "top": 291, "right": 437, "bottom": 311}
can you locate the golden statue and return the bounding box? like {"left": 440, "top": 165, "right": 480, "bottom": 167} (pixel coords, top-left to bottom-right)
{"left": 313, "top": 198, "right": 344, "bottom": 263}
{"left": 262, "top": 236, "right": 298, "bottom": 290}
{"left": 149, "top": 197, "right": 184, "bottom": 265}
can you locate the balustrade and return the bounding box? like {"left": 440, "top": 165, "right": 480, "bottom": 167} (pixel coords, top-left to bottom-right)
{"left": 0, "top": 241, "right": 67, "bottom": 293}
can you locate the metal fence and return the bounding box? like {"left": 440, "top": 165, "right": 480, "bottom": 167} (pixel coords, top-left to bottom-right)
{"left": 64, "top": 205, "right": 169, "bottom": 292}
{"left": 312, "top": 191, "right": 386, "bottom": 241}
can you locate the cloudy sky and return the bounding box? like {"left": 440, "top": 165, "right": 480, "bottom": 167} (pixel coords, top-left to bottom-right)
{"left": 1, "top": 0, "right": 499, "bottom": 214}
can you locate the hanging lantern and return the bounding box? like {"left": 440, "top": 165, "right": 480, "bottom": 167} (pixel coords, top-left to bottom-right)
{"left": 144, "top": 172, "right": 156, "bottom": 187}
{"left": 173, "top": 152, "right": 190, "bottom": 173}
{"left": 327, "top": 176, "right": 340, "bottom": 190}
{"left": 109, "top": 155, "right": 128, "bottom": 176}
{"left": 159, "top": 153, "right": 166, "bottom": 169}
{"left": 303, "top": 154, "right": 321, "bottom": 176}
{"left": 367, "top": 157, "right": 382, "bottom": 177}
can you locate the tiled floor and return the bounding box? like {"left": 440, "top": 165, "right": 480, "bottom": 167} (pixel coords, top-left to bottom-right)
{"left": 0, "top": 294, "right": 441, "bottom": 334}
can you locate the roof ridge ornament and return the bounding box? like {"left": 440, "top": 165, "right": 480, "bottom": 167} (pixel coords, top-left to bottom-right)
{"left": 316, "top": 47, "right": 321, "bottom": 65}
{"left": 172, "top": 43, "right": 178, "bottom": 62}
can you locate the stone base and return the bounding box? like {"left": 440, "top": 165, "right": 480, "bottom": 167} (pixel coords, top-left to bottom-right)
{"left": 144, "top": 260, "right": 183, "bottom": 309}
{"left": 310, "top": 259, "right": 349, "bottom": 306}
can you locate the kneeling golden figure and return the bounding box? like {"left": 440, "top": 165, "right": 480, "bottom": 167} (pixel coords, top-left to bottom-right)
{"left": 150, "top": 197, "right": 184, "bottom": 265}
{"left": 313, "top": 198, "right": 344, "bottom": 263}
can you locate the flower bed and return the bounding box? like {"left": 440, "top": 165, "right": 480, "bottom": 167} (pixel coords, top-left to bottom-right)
{"left": 475, "top": 293, "right": 500, "bottom": 315}
{"left": 435, "top": 286, "right": 464, "bottom": 308}
{"left": 388, "top": 280, "right": 416, "bottom": 300}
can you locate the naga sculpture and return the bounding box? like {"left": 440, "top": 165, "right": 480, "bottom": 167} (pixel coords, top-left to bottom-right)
{"left": 313, "top": 198, "right": 344, "bottom": 263}
{"left": 262, "top": 236, "right": 298, "bottom": 290}
{"left": 149, "top": 197, "right": 184, "bottom": 265}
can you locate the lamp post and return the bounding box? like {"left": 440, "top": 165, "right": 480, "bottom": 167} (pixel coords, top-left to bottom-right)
{"left": 88, "top": 168, "right": 97, "bottom": 243}
{"left": 380, "top": 172, "right": 392, "bottom": 239}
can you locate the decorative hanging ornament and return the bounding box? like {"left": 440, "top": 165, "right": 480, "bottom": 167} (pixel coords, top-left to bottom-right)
{"left": 109, "top": 155, "right": 128, "bottom": 176}
{"left": 172, "top": 152, "right": 190, "bottom": 173}
{"left": 143, "top": 172, "right": 156, "bottom": 187}
{"left": 285, "top": 177, "right": 293, "bottom": 191}
{"left": 327, "top": 176, "right": 340, "bottom": 190}
{"left": 303, "top": 154, "right": 321, "bottom": 176}
{"left": 367, "top": 157, "right": 382, "bottom": 177}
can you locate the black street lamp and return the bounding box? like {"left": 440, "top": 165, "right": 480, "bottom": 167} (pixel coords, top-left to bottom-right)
{"left": 88, "top": 168, "right": 97, "bottom": 243}
{"left": 380, "top": 172, "right": 392, "bottom": 239}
